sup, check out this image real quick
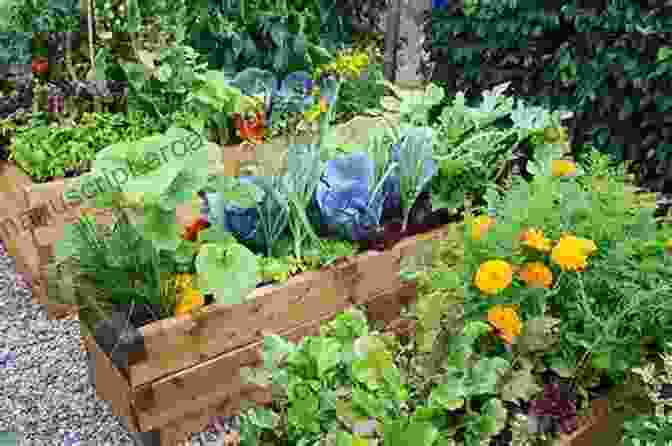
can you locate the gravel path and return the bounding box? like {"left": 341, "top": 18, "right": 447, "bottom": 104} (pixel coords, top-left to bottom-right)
{"left": 0, "top": 242, "right": 225, "bottom": 446}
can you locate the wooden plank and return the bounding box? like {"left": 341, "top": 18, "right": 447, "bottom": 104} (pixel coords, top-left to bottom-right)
{"left": 131, "top": 265, "right": 350, "bottom": 388}
{"left": 133, "top": 308, "right": 335, "bottom": 431}
{"left": 127, "top": 225, "right": 450, "bottom": 389}
{"left": 131, "top": 286, "right": 411, "bottom": 434}
{"left": 83, "top": 335, "right": 141, "bottom": 432}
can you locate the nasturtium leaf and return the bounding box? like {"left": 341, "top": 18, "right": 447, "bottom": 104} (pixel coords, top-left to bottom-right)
{"left": 127, "top": 201, "right": 182, "bottom": 251}
{"left": 194, "top": 242, "right": 258, "bottom": 305}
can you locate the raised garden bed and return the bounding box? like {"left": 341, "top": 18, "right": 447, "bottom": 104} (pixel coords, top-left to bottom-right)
{"left": 0, "top": 139, "right": 242, "bottom": 319}
{"left": 82, "top": 224, "right": 450, "bottom": 446}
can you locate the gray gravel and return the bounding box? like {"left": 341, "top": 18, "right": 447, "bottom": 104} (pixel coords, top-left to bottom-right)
{"left": 0, "top": 242, "right": 225, "bottom": 446}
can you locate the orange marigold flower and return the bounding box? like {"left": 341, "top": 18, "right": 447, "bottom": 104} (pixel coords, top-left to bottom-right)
{"left": 518, "top": 262, "right": 553, "bottom": 288}
{"left": 552, "top": 159, "right": 577, "bottom": 177}
{"left": 319, "top": 96, "right": 329, "bottom": 113}
{"left": 551, "top": 235, "right": 597, "bottom": 271}
{"left": 475, "top": 260, "right": 514, "bottom": 295}
{"left": 487, "top": 305, "right": 523, "bottom": 344}
{"left": 471, "top": 215, "right": 495, "bottom": 240}
{"left": 520, "top": 228, "right": 552, "bottom": 252}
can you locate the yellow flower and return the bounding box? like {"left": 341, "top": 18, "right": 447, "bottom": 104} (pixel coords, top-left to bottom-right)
{"left": 487, "top": 305, "right": 523, "bottom": 344}
{"left": 175, "top": 287, "right": 205, "bottom": 316}
{"left": 169, "top": 273, "right": 206, "bottom": 316}
{"left": 551, "top": 235, "right": 597, "bottom": 271}
{"left": 475, "top": 260, "right": 514, "bottom": 295}
{"left": 518, "top": 262, "right": 553, "bottom": 288}
{"left": 471, "top": 215, "right": 495, "bottom": 240}
{"left": 552, "top": 159, "right": 577, "bottom": 177}
{"left": 666, "top": 239, "right": 672, "bottom": 254}
{"left": 520, "top": 228, "right": 552, "bottom": 252}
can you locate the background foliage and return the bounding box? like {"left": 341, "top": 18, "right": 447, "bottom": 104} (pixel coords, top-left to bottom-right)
{"left": 427, "top": 0, "right": 672, "bottom": 196}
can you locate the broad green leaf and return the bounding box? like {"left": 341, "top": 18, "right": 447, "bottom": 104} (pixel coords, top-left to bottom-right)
{"left": 463, "top": 321, "right": 492, "bottom": 339}
{"left": 127, "top": 202, "right": 182, "bottom": 251}
{"left": 468, "top": 357, "right": 510, "bottom": 395}
{"left": 192, "top": 70, "right": 242, "bottom": 112}
{"left": 262, "top": 334, "right": 296, "bottom": 369}
{"left": 429, "top": 379, "right": 466, "bottom": 410}
{"left": 196, "top": 227, "right": 237, "bottom": 245}
{"left": 305, "top": 337, "right": 342, "bottom": 376}
{"left": 382, "top": 420, "right": 440, "bottom": 446}
{"left": 479, "top": 398, "right": 508, "bottom": 436}
{"left": 500, "top": 358, "right": 542, "bottom": 402}
{"left": 194, "top": 242, "right": 258, "bottom": 305}
{"left": 657, "top": 47, "right": 672, "bottom": 63}
{"left": 247, "top": 407, "right": 280, "bottom": 429}
{"left": 352, "top": 335, "right": 395, "bottom": 389}
{"left": 204, "top": 175, "right": 264, "bottom": 208}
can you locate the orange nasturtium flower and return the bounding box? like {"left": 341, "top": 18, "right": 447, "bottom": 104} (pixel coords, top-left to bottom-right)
{"left": 471, "top": 215, "right": 495, "bottom": 240}
{"left": 552, "top": 159, "right": 577, "bottom": 177}
{"left": 183, "top": 217, "right": 210, "bottom": 242}
{"left": 551, "top": 235, "right": 597, "bottom": 272}
{"left": 487, "top": 305, "right": 523, "bottom": 344}
{"left": 172, "top": 273, "right": 206, "bottom": 316}
{"left": 520, "top": 228, "right": 552, "bottom": 252}
{"left": 475, "top": 260, "right": 514, "bottom": 295}
{"left": 518, "top": 262, "right": 553, "bottom": 288}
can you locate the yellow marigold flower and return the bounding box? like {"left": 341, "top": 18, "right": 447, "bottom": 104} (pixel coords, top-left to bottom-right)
{"left": 487, "top": 305, "right": 523, "bottom": 344}
{"left": 471, "top": 215, "right": 495, "bottom": 240}
{"left": 552, "top": 159, "right": 577, "bottom": 177}
{"left": 175, "top": 287, "right": 205, "bottom": 316}
{"left": 520, "top": 228, "right": 552, "bottom": 252}
{"left": 475, "top": 260, "right": 514, "bottom": 295}
{"left": 551, "top": 235, "right": 597, "bottom": 271}
{"left": 518, "top": 262, "right": 553, "bottom": 288}
{"left": 169, "top": 273, "right": 206, "bottom": 316}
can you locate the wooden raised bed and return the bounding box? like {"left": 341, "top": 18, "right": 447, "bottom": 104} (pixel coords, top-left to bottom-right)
{"left": 83, "top": 224, "right": 449, "bottom": 446}
{"left": 0, "top": 141, "right": 243, "bottom": 319}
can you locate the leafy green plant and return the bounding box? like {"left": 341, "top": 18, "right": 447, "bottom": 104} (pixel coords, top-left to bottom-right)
{"left": 280, "top": 142, "right": 324, "bottom": 262}
{"left": 9, "top": 111, "right": 163, "bottom": 182}
{"left": 122, "top": 45, "right": 209, "bottom": 128}
{"left": 45, "top": 211, "right": 179, "bottom": 336}
{"left": 239, "top": 308, "right": 442, "bottom": 446}
{"left": 394, "top": 126, "right": 438, "bottom": 231}
{"left": 61, "top": 126, "right": 261, "bottom": 307}
{"left": 431, "top": 82, "right": 569, "bottom": 211}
